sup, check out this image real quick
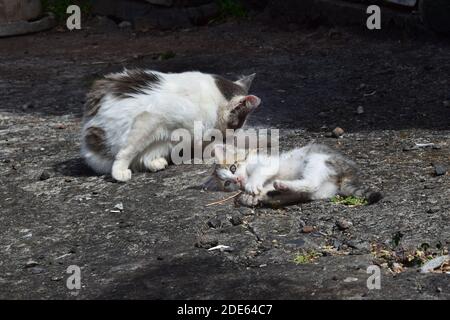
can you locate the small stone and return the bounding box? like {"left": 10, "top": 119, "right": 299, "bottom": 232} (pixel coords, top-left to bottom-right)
{"left": 207, "top": 218, "right": 221, "bottom": 229}
{"left": 421, "top": 255, "right": 450, "bottom": 273}
{"left": 230, "top": 214, "right": 243, "bottom": 226}
{"left": 39, "top": 170, "right": 51, "bottom": 181}
{"left": 25, "top": 260, "right": 39, "bottom": 268}
{"left": 51, "top": 276, "right": 62, "bottom": 281}
{"left": 302, "top": 226, "right": 315, "bottom": 233}
{"left": 427, "top": 206, "right": 440, "bottom": 214}
{"left": 30, "top": 267, "right": 45, "bottom": 274}
{"left": 356, "top": 106, "right": 364, "bottom": 114}
{"left": 331, "top": 127, "right": 344, "bottom": 138}
{"left": 336, "top": 219, "right": 353, "bottom": 230}
{"left": 195, "top": 235, "right": 219, "bottom": 249}
{"left": 22, "top": 103, "right": 33, "bottom": 111}
{"left": 392, "top": 262, "right": 404, "bottom": 273}
{"left": 433, "top": 163, "right": 447, "bottom": 176}
{"left": 118, "top": 21, "right": 132, "bottom": 29}
{"left": 343, "top": 277, "right": 358, "bottom": 283}
{"left": 437, "top": 287, "right": 442, "bottom": 293}
{"left": 114, "top": 203, "right": 124, "bottom": 211}
{"left": 443, "top": 100, "right": 450, "bottom": 107}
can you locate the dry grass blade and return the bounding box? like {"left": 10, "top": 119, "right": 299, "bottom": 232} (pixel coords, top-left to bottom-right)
{"left": 205, "top": 191, "right": 242, "bottom": 207}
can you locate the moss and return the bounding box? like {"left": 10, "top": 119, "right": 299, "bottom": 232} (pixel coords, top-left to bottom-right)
{"left": 331, "top": 195, "right": 368, "bottom": 206}
{"left": 293, "top": 250, "right": 321, "bottom": 265}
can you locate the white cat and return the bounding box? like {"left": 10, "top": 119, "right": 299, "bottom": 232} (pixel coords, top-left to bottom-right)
{"left": 80, "top": 69, "right": 260, "bottom": 181}
{"left": 205, "top": 143, "right": 382, "bottom": 207}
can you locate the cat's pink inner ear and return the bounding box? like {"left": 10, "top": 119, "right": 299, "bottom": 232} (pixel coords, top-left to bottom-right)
{"left": 244, "top": 95, "right": 261, "bottom": 108}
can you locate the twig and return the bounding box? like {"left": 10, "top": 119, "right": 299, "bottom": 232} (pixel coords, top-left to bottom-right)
{"left": 205, "top": 191, "right": 242, "bottom": 207}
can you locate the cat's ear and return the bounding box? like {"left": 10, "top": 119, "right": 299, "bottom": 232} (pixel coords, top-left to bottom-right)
{"left": 235, "top": 73, "right": 256, "bottom": 92}
{"left": 202, "top": 176, "right": 223, "bottom": 191}
{"left": 242, "top": 95, "right": 261, "bottom": 109}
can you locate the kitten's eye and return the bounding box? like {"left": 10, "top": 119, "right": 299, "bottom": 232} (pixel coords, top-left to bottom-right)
{"left": 224, "top": 181, "right": 231, "bottom": 187}
{"left": 229, "top": 164, "right": 236, "bottom": 173}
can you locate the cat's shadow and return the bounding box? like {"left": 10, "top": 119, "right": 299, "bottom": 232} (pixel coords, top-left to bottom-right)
{"left": 53, "top": 157, "right": 99, "bottom": 177}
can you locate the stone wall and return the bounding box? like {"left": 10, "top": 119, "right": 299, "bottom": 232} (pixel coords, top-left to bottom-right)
{"left": 0, "top": 0, "right": 42, "bottom": 23}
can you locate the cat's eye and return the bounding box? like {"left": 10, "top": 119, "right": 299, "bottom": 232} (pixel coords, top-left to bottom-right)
{"left": 224, "top": 181, "right": 231, "bottom": 187}
{"left": 229, "top": 164, "right": 236, "bottom": 173}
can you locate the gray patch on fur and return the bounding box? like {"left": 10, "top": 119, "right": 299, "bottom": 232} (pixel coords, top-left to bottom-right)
{"left": 214, "top": 75, "right": 246, "bottom": 100}
{"left": 84, "top": 69, "right": 161, "bottom": 117}
{"left": 85, "top": 126, "right": 109, "bottom": 156}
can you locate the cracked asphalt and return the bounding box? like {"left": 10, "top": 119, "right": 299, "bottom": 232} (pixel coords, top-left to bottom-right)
{"left": 0, "top": 18, "right": 449, "bottom": 299}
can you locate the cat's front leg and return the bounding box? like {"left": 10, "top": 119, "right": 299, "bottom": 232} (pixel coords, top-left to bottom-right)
{"left": 244, "top": 178, "right": 265, "bottom": 195}
{"left": 145, "top": 157, "right": 168, "bottom": 172}
{"left": 237, "top": 193, "right": 262, "bottom": 207}
{"left": 112, "top": 112, "right": 161, "bottom": 182}
{"left": 238, "top": 184, "right": 274, "bottom": 207}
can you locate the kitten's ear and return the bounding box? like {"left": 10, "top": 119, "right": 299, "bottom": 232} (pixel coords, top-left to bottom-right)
{"left": 235, "top": 73, "right": 256, "bottom": 92}
{"left": 202, "top": 176, "right": 223, "bottom": 191}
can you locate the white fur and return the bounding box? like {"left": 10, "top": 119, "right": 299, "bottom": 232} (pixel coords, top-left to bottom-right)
{"left": 81, "top": 71, "right": 247, "bottom": 181}
{"left": 215, "top": 145, "right": 339, "bottom": 200}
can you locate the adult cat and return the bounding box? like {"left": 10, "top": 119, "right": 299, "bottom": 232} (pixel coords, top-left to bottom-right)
{"left": 81, "top": 69, "right": 260, "bottom": 181}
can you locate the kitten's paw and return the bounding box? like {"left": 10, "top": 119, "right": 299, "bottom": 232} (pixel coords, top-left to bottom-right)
{"left": 245, "top": 182, "right": 264, "bottom": 195}
{"left": 238, "top": 193, "right": 261, "bottom": 207}
{"left": 273, "top": 180, "right": 290, "bottom": 192}
{"left": 112, "top": 168, "right": 132, "bottom": 182}
{"left": 145, "top": 158, "right": 168, "bottom": 172}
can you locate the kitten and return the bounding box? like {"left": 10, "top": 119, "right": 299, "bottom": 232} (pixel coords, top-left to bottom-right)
{"left": 81, "top": 69, "right": 261, "bottom": 181}
{"left": 204, "top": 143, "right": 382, "bottom": 207}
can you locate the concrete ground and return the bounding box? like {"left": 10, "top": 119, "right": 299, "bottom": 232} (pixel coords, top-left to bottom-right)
{"left": 0, "top": 18, "right": 449, "bottom": 299}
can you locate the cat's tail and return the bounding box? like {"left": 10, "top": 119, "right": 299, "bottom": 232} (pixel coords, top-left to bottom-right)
{"left": 340, "top": 178, "right": 383, "bottom": 205}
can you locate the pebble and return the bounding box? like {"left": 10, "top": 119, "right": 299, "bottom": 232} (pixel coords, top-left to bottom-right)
{"left": 229, "top": 214, "right": 243, "bottom": 226}
{"left": 39, "top": 170, "right": 51, "bottom": 181}
{"left": 421, "top": 255, "right": 450, "bottom": 273}
{"left": 302, "top": 226, "right": 315, "bottom": 233}
{"left": 427, "top": 206, "right": 440, "bottom": 214}
{"left": 25, "top": 260, "right": 39, "bottom": 268}
{"left": 336, "top": 219, "right": 353, "bottom": 230}
{"left": 331, "top": 127, "right": 344, "bottom": 138}
{"left": 433, "top": 163, "right": 447, "bottom": 176}
{"left": 356, "top": 106, "right": 364, "bottom": 114}
{"left": 30, "top": 267, "right": 45, "bottom": 274}
{"left": 21, "top": 103, "right": 33, "bottom": 111}
{"left": 118, "top": 21, "right": 132, "bottom": 29}
{"left": 443, "top": 100, "right": 450, "bottom": 107}
{"left": 114, "top": 203, "right": 124, "bottom": 211}
{"left": 207, "top": 218, "right": 221, "bottom": 228}
{"left": 195, "top": 235, "right": 219, "bottom": 249}
{"left": 343, "top": 277, "right": 358, "bottom": 283}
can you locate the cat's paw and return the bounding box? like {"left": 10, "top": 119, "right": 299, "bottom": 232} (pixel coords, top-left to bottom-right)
{"left": 145, "top": 158, "right": 168, "bottom": 172}
{"left": 245, "top": 182, "right": 264, "bottom": 195}
{"left": 273, "top": 180, "right": 290, "bottom": 192}
{"left": 238, "top": 193, "right": 261, "bottom": 207}
{"left": 112, "top": 168, "right": 132, "bottom": 182}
